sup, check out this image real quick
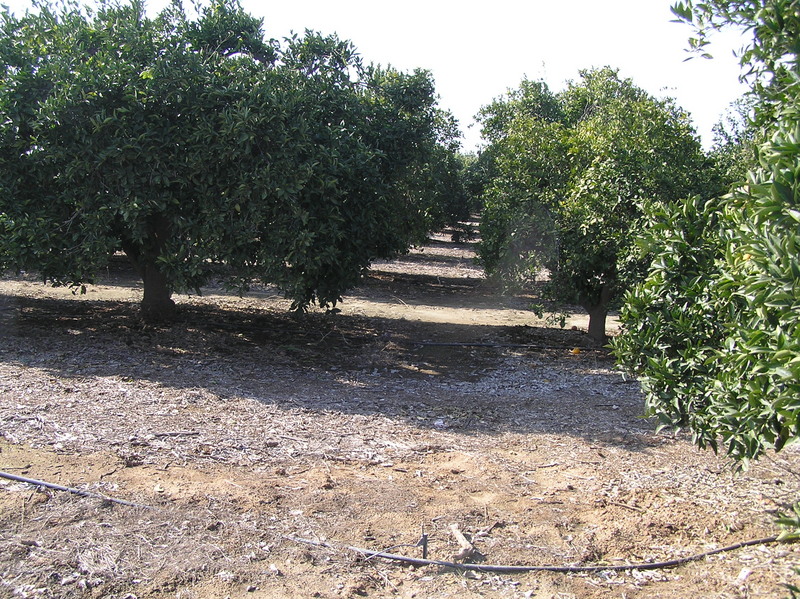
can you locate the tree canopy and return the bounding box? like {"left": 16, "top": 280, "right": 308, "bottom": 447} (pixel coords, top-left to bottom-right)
{"left": 613, "top": 0, "right": 800, "bottom": 463}
{"left": 0, "top": 0, "right": 457, "bottom": 320}
{"left": 477, "top": 67, "right": 715, "bottom": 343}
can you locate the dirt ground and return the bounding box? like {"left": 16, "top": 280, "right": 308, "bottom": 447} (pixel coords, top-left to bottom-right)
{"left": 1, "top": 233, "right": 799, "bottom": 599}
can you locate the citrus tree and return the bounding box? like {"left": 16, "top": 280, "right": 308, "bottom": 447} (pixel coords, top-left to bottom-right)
{"left": 613, "top": 0, "right": 800, "bottom": 463}
{"left": 0, "top": 0, "right": 451, "bottom": 320}
{"left": 709, "top": 96, "right": 761, "bottom": 188}
{"left": 478, "top": 68, "right": 715, "bottom": 343}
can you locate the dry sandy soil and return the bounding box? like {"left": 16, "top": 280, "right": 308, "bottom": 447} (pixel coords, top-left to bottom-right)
{"left": 0, "top": 233, "right": 799, "bottom": 599}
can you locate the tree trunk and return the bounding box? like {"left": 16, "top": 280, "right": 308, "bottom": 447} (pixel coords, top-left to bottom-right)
{"left": 120, "top": 221, "right": 176, "bottom": 323}
{"left": 583, "top": 283, "right": 613, "bottom": 345}
{"left": 140, "top": 262, "right": 176, "bottom": 322}
{"left": 586, "top": 304, "right": 609, "bottom": 346}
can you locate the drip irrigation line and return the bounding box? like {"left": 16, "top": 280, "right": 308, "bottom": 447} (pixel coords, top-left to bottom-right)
{"left": 0, "top": 470, "right": 155, "bottom": 510}
{"left": 410, "top": 341, "right": 601, "bottom": 351}
{"left": 286, "top": 534, "right": 782, "bottom": 574}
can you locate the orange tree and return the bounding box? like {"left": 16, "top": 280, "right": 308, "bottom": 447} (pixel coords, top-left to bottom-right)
{"left": 613, "top": 0, "right": 800, "bottom": 464}
{"left": 478, "top": 68, "right": 716, "bottom": 343}
{"left": 0, "top": 0, "right": 452, "bottom": 320}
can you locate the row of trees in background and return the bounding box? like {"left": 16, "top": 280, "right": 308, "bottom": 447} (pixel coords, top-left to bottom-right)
{"left": 0, "top": 0, "right": 469, "bottom": 320}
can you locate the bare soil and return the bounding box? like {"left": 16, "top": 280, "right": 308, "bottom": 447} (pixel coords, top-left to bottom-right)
{"left": 1, "top": 233, "right": 799, "bottom": 599}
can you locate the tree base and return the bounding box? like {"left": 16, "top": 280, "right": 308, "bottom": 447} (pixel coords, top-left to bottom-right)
{"left": 140, "top": 298, "right": 177, "bottom": 323}
{"left": 586, "top": 306, "right": 610, "bottom": 346}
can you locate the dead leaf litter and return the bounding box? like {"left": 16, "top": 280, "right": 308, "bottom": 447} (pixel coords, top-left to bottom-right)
{"left": 1, "top": 233, "right": 799, "bottom": 598}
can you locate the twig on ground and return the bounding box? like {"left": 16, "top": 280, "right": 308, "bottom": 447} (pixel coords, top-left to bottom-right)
{"left": 285, "top": 534, "right": 784, "bottom": 574}
{"left": 448, "top": 523, "right": 476, "bottom": 561}
{"left": 608, "top": 501, "right": 646, "bottom": 514}
{"left": 475, "top": 521, "right": 503, "bottom": 538}
{"left": 391, "top": 296, "right": 410, "bottom": 307}
{"left": 536, "top": 462, "right": 560, "bottom": 469}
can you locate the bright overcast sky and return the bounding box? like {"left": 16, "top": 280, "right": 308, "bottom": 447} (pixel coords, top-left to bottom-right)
{"left": 4, "top": 0, "right": 751, "bottom": 151}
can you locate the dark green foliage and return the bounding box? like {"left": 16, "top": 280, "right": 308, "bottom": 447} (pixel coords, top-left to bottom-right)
{"left": 476, "top": 79, "right": 564, "bottom": 143}
{"left": 614, "top": 0, "right": 800, "bottom": 463}
{"left": 613, "top": 195, "right": 732, "bottom": 451}
{"left": 713, "top": 123, "right": 800, "bottom": 459}
{"left": 0, "top": 0, "right": 454, "bottom": 319}
{"left": 478, "top": 114, "right": 569, "bottom": 286}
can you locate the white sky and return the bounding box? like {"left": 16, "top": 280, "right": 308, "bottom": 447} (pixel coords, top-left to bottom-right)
{"left": 4, "top": 0, "right": 751, "bottom": 151}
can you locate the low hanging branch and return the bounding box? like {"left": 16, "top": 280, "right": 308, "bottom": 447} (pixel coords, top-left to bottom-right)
{"left": 286, "top": 534, "right": 782, "bottom": 574}
{"left": 0, "top": 470, "right": 155, "bottom": 510}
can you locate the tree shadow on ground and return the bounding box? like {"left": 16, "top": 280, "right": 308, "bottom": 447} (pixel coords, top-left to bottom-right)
{"left": 0, "top": 290, "right": 653, "bottom": 452}
{"left": 381, "top": 248, "right": 479, "bottom": 268}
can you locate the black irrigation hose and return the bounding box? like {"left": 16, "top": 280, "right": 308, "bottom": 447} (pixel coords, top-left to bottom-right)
{"left": 2, "top": 470, "right": 788, "bottom": 573}
{"left": 412, "top": 341, "right": 586, "bottom": 350}
{"left": 0, "top": 470, "right": 155, "bottom": 510}
{"left": 286, "top": 534, "right": 782, "bottom": 574}
{"left": 410, "top": 341, "right": 615, "bottom": 353}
